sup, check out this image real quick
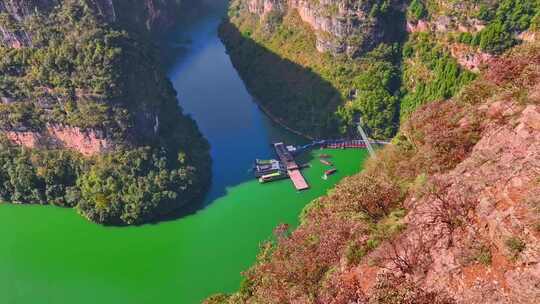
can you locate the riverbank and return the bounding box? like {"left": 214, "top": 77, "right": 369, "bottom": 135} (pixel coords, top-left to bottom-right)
{"left": 0, "top": 148, "right": 368, "bottom": 304}
{"left": 256, "top": 103, "right": 315, "bottom": 140}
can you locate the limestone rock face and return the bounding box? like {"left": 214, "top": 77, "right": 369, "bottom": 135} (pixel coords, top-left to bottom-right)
{"left": 395, "top": 103, "right": 540, "bottom": 303}
{"left": 245, "top": 0, "right": 386, "bottom": 56}
{"left": 6, "top": 124, "right": 112, "bottom": 156}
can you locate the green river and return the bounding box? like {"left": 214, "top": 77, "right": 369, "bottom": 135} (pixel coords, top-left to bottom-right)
{"left": 0, "top": 2, "right": 368, "bottom": 303}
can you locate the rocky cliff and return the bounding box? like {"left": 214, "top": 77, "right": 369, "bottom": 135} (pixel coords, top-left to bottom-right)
{"left": 243, "top": 0, "right": 386, "bottom": 56}
{"left": 223, "top": 0, "right": 540, "bottom": 140}
{"left": 206, "top": 37, "right": 540, "bottom": 304}
{"left": 223, "top": 0, "right": 408, "bottom": 139}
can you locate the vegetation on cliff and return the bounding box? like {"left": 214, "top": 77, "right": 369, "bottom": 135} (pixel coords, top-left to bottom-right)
{"left": 0, "top": 0, "right": 210, "bottom": 225}
{"left": 400, "top": 32, "right": 476, "bottom": 118}
{"left": 206, "top": 39, "right": 540, "bottom": 304}
{"left": 222, "top": 0, "right": 540, "bottom": 140}
{"left": 457, "top": 0, "right": 540, "bottom": 54}
{"left": 221, "top": 0, "right": 405, "bottom": 139}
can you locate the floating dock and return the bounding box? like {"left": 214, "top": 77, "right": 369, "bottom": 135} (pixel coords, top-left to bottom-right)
{"left": 326, "top": 140, "right": 367, "bottom": 149}
{"left": 255, "top": 138, "right": 379, "bottom": 189}
{"left": 274, "top": 142, "right": 309, "bottom": 191}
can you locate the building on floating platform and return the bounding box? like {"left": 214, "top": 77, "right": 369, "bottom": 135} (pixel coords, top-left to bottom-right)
{"left": 274, "top": 142, "right": 298, "bottom": 170}
{"left": 254, "top": 159, "right": 286, "bottom": 177}
{"left": 253, "top": 142, "right": 310, "bottom": 191}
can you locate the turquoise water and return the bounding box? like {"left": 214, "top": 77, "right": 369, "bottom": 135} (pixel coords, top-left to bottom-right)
{"left": 0, "top": 3, "right": 369, "bottom": 304}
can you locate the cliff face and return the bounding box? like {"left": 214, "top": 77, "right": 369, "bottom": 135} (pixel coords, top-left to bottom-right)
{"left": 243, "top": 0, "right": 385, "bottom": 56}
{"left": 206, "top": 38, "right": 540, "bottom": 304}
{"left": 223, "top": 0, "right": 407, "bottom": 139}
{"left": 5, "top": 124, "right": 111, "bottom": 156}
{"left": 226, "top": 0, "right": 539, "bottom": 139}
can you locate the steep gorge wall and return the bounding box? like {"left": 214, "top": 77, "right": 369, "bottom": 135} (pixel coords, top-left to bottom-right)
{"left": 5, "top": 124, "right": 111, "bottom": 156}
{"left": 244, "top": 0, "right": 384, "bottom": 56}
{"left": 0, "top": 0, "right": 198, "bottom": 155}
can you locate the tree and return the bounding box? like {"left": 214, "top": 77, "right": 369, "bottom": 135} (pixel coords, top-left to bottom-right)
{"left": 408, "top": 0, "right": 427, "bottom": 22}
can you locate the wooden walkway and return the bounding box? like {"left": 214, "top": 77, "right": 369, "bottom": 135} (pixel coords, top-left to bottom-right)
{"left": 287, "top": 169, "right": 309, "bottom": 191}
{"left": 274, "top": 142, "right": 310, "bottom": 191}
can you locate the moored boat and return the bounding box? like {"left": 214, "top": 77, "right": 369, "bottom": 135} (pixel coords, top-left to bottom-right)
{"left": 322, "top": 168, "right": 337, "bottom": 180}
{"left": 320, "top": 159, "right": 333, "bottom": 166}
{"left": 259, "top": 171, "right": 288, "bottom": 183}
{"left": 325, "top": 168, "right": 337, "bottom": 176}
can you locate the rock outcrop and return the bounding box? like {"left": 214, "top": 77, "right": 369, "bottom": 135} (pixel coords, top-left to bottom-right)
{"left": 244, "top": 0, "right": 385, "bottom": 56}
{"left": 450, "top": 43, "right": 493, "bottom": 72}
{"left": 6, "top": 124, "right": 111, "bottom": 156}
{"left": 363, "top": 102, "right": 540, "bottom": 303}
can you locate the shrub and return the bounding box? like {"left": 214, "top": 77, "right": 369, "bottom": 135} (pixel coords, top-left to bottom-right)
{"left": 505, "top": 236, "right": 526, "bottom": 259}
{"left": 474, "top": 246, "right": 493, "bottom": 265}
{"left": 466, "top": 0, "right": 540, "bottom": 54}
{"left": 400, "top": 33, "right": 476, "bottom": 118}
{"left": 408, "top": 0, "right": 427, "bottom": 22}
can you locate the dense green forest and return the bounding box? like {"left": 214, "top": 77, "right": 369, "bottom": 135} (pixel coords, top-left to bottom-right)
{"left": 222, "top": 0, "right": 404, "bottom": 139}
{"left": 400, "top": 33, "right": 476, "bottom": 118}
{"left": 0, "top": 0, "right": 210, "bottom": 225}
{"left": 458, "top": 0, "right": 540, "bottom": 54}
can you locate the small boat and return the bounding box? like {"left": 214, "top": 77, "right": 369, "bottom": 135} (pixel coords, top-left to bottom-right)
{"left": 319, "top": 154, "right": 331, "bottom": 159}
{"left": 259, "top": 171, "right": 288, "bottom": 183}
{"left": 325, "top": 168, "right": 337, "bottom": 176}
{"left": 322, "top": 168, "right": 337, "bottom": 180}
{"left": 320, "top": 159, "right": 333, "bottom": 166}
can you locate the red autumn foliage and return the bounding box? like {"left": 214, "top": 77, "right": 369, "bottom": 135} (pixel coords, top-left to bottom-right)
{"left": 211, "top": 41, "right": 540, "bottom": 304}
{"left": 369, "top": 273, "right": 456, "bottom": 304}
{"left": 403, "top": 100, "right": 482, "bottom": 173}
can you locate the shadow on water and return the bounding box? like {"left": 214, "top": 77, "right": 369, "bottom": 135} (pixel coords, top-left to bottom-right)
{"left": 153, "top": 3, "right": 347, "bottom": 223}
{"left": 219, "top": 21, "right": 344, "bottom": 138}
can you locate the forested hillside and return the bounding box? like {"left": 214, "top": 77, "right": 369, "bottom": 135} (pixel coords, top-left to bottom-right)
{"left": 222, "top": 0, "right": 405, "bottom": 139}
{"left": 221, "top": 0, "right": 540, "bottom": 139}
{"left": 0, "top": 0, "right": 211, "bottom": 225}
